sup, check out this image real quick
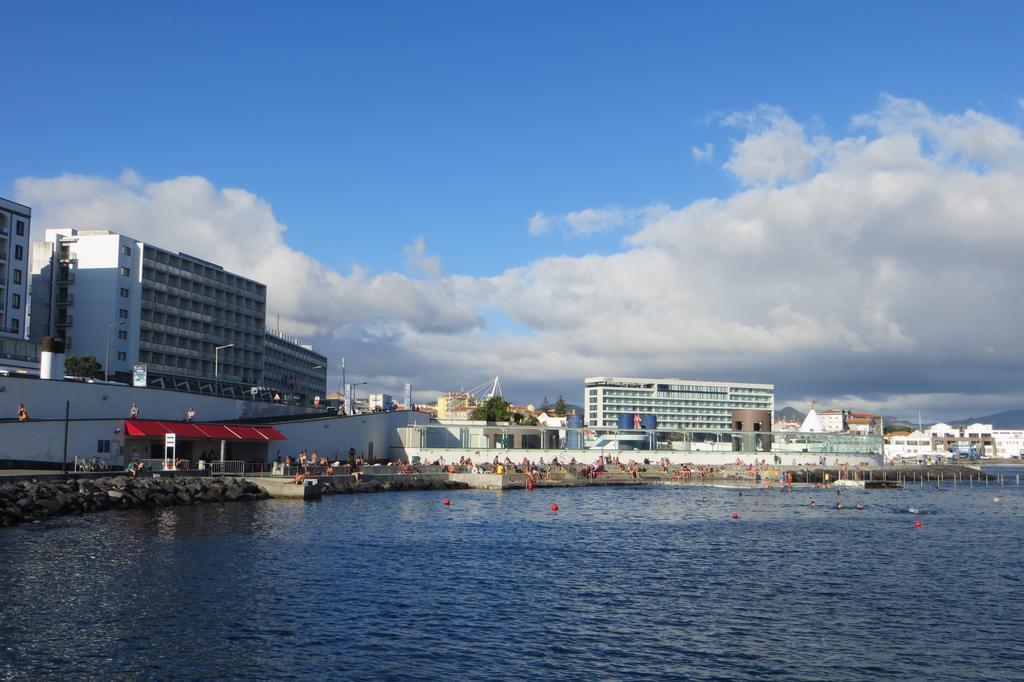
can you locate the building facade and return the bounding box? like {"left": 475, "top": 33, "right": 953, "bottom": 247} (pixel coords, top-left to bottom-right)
{"left": 584, "top": 376, "right": 774, "bottom": 432}
{"left": 32, "top": 229, "right": 267, "bottom": 389}
{"left": 30, "top": 229, "right": 326, "bottom": 402}
{"left": 263, "top": 329, "right": 327, "bottom": 405}
{"left": 0, "top": 198, "right": 31, "bottom": 339}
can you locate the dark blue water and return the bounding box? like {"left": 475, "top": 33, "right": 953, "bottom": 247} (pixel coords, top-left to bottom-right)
{"left": 2, "top": 479, "right": 1023, "bottom": 681}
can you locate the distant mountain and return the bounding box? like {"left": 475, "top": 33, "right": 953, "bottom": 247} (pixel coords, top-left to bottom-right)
{"left": 776, "top": 406, "right": 806, "bottom": 422}
{"left": 949, "top": 409, "right": 1024, "bottom": 429}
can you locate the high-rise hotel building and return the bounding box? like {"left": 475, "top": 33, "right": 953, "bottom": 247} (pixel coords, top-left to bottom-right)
{"left": 0, "top": 197, "right": 32, "bottom": 339}
{"left": 584, "top": 376, "right": 774, "bottom": 432}
{"left": 30, "top": 229, "right": 326, "bottom": 400}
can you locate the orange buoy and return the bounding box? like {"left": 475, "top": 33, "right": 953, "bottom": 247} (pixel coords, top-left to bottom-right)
{"left": 443, "top": 498, "right": 451, "bottom": 506}
{"left": 550, "top": 503, "right": 559, "bottom": 512}
{"left": 914, "top": 520, "right": 923, "bottom": 528}
{"left": 731, "top": 512, "right": 739, "bottom": 519}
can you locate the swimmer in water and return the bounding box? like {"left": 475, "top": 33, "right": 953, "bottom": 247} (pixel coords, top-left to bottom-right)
{"left": 809, "top": 500, "right": 817, "bottom": 508}
{"left": 835, "top": 501, "right": 843, "bottom": 509}
{"left": 855, "top": 502, "right": 864, "bottom": 510}
{"left": 908, "top": 507, "right": 920, "bottom": 514}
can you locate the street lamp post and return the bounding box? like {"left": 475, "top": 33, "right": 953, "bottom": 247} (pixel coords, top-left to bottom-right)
{"left": 214, "top": 343, "right": 234, "bottom": 396}
{"left": 310, "top": 364, "right": 324, "bottom": 406}
{"left": 105, "top": 320, "right": 126, "bottom": 382}
{"left": 351, "top": 381, "right": 368, "bottom": 415}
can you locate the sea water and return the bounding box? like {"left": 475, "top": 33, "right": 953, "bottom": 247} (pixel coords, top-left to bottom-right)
{"left": 1, "top": 480, "right": 1023, "bottom": 680}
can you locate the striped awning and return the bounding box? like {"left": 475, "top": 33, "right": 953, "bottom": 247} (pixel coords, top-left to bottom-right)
{"left": 124, "top": 420, "right": 286, "bottom": 441}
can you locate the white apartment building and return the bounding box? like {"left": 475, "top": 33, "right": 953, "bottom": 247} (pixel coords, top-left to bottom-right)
{"left": 584, "top": 376, "right": 774, "bottom": 432}
{"left": 0, "top": 198, "right": 32, "bottom": 339}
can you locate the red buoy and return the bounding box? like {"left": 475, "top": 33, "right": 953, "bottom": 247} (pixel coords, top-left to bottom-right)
{"left": 443, "top": 498, "right": 451, "bottom": 506}
{"left": 914, "top": 520, "right": 923, "bottom": 528}
{"left": 550, "top": 503, "right": 559, "bottom": 512}
{"left": 527, "top": 481, "right": 535, "bottom": 491}
{"left": 731, "top": 512, "right": 739, "bottom": 519}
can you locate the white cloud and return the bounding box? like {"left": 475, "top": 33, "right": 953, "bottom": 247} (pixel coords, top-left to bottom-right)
{"left": 691, "top": 142, "right": 714, "bottom": 162}
{"left": 721, "top": 104, "right": 830, "bottom": 186}
{"left": 527, "top": 210, "right": 551, "bottom": 235}
{"left": 15, "top": 174, "right": 484, "bottom": 337}
{"left": 18, "top": 96, "right": 1024, "bottom": 416}
{"left": 526, "top": 205, "right": 668, "bottom": 237}
{"left": 402, "top": 237, "right": 444, "bottom": 279}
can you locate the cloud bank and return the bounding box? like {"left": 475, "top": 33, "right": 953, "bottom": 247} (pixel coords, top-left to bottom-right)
{"left": 17, "top": 96, "right": 1024, "bottom": 418}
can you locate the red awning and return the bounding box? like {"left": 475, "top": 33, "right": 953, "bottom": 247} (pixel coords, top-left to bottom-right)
{"left": 124, "top": 420, "right": 286, "bottom": 441}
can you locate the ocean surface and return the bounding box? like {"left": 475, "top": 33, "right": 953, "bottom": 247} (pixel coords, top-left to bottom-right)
{"left": 2, "top": 473, "right": 1023, "bottom": 681}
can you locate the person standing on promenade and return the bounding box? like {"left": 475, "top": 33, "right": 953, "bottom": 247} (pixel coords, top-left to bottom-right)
{"left": 129, "top": 402, "right": 139, "bottom": 419}
{"left": 17, "top": 403, "right": 29, "bottom": 421}
{"left": 185, "top": 406, "right": 195, "bottom": 422}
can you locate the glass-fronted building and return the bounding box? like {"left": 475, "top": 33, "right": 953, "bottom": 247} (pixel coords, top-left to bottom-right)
{"left": 584, "top": 376, "right": 774, "bottom": 432}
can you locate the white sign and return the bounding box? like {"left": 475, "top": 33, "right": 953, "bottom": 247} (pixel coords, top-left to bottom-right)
{"left": 165, "top": 433, "right": 176, "bottom": 448}
{"left": 132, "top": 363, "right": 148, "bottom": 387}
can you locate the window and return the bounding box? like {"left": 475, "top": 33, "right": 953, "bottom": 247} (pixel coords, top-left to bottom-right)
{"left": 11, "top": 294, "right": 20, "bottom": 309}
{"left": 117, "top": 351, "right": 127, "bottom": 361}
{"left": 12, "top": 270, "right": 21, "bottom": 285}
{"left": 14, "top": 245, "right": 23, "bottom": 260}
{"left": 96, "top": 440, "right": 111, "bottom": 454}
{"left": 120, "top": 287, "right": 130, "bottom": 297}
{"left": 121, "top": 245, "right": 131, "bottom": 256}
{"left": 120, "top": 266, "right": 130, "bottom": 277}
{"left": 10, "top": 319, "right": 18, "bottom": 334}
{"left": 118, "top": 329, "right": 128, "bottom": 340}
{"left": 16, "top": 220, "right": 25, "bottom": 236}
{"left": 119, "top": 308, "right": 128, "bottom": 319}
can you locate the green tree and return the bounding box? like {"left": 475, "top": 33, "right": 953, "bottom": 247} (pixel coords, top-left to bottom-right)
{"left": 520, "top": 414, "right": 540, "bottom": 426}
{"left": 65, "top": 355, "right": 101, "bottom": 378}
{"left": 470, "top": 396, "right": 512, "bottom": 422}
{"left": 554, "top": 395, "right": 568, "bottom": 417}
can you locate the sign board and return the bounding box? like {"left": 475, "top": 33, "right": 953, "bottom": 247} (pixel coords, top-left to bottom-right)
{"left": 132, "top": 363, "right": 148, "bottom": 387}
{"left": 403, "top": 383, "right": 412, "bottom": 410}
{"left": 165, "top": 433, "right": 176, "bottom": 448}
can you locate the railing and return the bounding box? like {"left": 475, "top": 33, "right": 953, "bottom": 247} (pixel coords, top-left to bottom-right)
{"left": 208, "top": 460, "right": 245, "bottom": 475}
{"left": 56, "top": 294, "right": 75, "bottom": 305}
{"left": 74, "top": 456, "right": 113, "bottom": 472}
{"left": 137, "top": 458, "right": 190, "bottom": 471}
{"left": 56, "top": 315, "right": 73, "bottom": 327}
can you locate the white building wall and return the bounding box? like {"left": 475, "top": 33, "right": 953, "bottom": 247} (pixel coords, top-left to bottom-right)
{"left": 818, "top": 412, "right": 844, "bottom": 432}
{"left": 0, "top": 197, "right": 32, "bottom": 339}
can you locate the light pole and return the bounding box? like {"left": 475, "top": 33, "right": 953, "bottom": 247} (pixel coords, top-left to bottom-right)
{"left": 351, "top": 381, "right": 368, "bottom": 414}
{"left": 310, "top": 364, "right": 324, "bottom": 406}
{"left": 105, "top": 320, "right": 126, "bottom": 382}
{"left": 214, "top": 343, "right": 234, "bottom": 396}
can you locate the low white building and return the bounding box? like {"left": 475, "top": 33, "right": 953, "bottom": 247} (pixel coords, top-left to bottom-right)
{"left": 818, "top": 409, "right": 845, "bottom": 433}
{"left": 368, "top": 393, "right": 394, "bottom": 412}
{"left": 885, "top": 430, "right": 936, "bottom": 461}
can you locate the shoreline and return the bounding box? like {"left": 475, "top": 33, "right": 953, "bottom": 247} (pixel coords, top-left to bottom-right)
{"left": 2, "top": 461, "right": 1007, "bottom": 529}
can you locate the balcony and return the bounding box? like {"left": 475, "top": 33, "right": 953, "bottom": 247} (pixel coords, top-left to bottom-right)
{"left": 56, "top": 315, "right": 73, "bottom": 328}
{"left": 58, "top": 252, "right": 78, "bottom": 264}
{"left": 57, "top": 271, "right": 75, "bottom": 284}
{"left": 56, "top": 294, "right": 75, "bottom": 306}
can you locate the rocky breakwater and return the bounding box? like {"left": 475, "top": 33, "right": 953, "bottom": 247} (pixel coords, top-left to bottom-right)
{"left": 320, "top": 475, "right": 469, "bottom": 495}
{"left": 0, "top": 476, "right": 269, "bottom": 528}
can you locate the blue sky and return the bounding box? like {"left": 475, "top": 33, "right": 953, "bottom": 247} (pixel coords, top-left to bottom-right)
{"left": 7, "top": 2, "right": 1024, "bottom": 417}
